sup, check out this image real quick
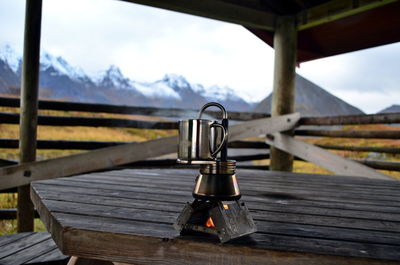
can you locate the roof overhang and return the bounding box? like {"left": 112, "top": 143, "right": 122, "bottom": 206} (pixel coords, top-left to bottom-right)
{"left": 120, "top": 0, "right": 400, "bottom": 63}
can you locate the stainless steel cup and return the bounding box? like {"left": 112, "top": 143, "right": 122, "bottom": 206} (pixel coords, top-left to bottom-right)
{"left": 177, "top": 119, "right": 227, "bottom": 164}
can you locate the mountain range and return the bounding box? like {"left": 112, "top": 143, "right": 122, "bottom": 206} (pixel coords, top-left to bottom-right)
{"left": 0, "top": 44, "right": 382, "bottom": 116}
{"left": 0, "top": 45, "right": 251, "bottom": 111}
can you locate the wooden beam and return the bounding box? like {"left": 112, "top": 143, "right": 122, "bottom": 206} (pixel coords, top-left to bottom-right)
{"left": 0, "top": 96, "right": 269, "bottom": 121}
{"left": 121, "top": 0, "right": 276, "bottom": 31}
{"left": 270, "top": 16, "right": 297, "bottom": 172}
{"left": 299, "top": 113, "right": 400, "bottom": 125}
{"left": 229, "top": 113, "right": 300, "bottom": 142}
{"left": 266, "top": 133, "right": 392, "bottom": 180}
{"left": 0, "top": 139, "right": 270, "bottom": 150}
{"left": 0, "top": 112, "right": 178, "bottom": 129}
{"left": 0, "top": 114, "right": 298, "bottom": 190}
{"left": 316, "top": 145, "right": 400, "bottom": 154}
{"left": 295, "top": 130, "right": 400, "bottom": 139}
{"left": 298, "top": 0, "right": 398, "bottom": 31}
{"left": 18, "top": 0, "right": 43, "bottom": 233}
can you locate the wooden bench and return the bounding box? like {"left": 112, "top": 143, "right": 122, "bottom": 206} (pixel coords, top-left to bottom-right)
{"left": 0, "top": 231, "right": 68, "bottom": 265}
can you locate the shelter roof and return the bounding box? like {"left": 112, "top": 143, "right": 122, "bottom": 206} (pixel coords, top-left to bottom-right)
{"left": 122, "top": 0, "right": 400, "bottom": 62}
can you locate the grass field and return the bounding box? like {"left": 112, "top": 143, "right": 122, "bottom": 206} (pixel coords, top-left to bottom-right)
{"left": 0, "top": 106, "right": 399, "bottom": 235}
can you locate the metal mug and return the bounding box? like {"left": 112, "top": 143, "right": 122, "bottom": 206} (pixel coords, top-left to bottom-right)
{"left": 177, "top": 102, "right": 228, "bottom": 164}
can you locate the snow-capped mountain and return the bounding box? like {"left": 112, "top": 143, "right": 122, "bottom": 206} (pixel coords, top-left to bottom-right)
{"left": 0, "top": 44, "right": 21, "bottom": 73}
{"left": 40, "top": 52, "right": 86, "bottom": 80}
{"left": 0, "top": 45, "right": 253, "bottom": 111}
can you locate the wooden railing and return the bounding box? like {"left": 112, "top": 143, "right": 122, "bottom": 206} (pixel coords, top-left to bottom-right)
{"left": 296, "top": 113, "right": 400, "bottom": 171}
{"left": 0, "top": 96, "right": 399, "bottom": 221}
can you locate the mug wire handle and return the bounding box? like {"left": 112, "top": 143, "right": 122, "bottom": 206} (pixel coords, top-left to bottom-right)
{"left": 210, "top": 123, "right": 227, "bottom": 157}
{"left": 198, "top": 102, "right": 228, "bottom": 120}
{"left": 198, "top": 102, "right": 228, "bottom": 158}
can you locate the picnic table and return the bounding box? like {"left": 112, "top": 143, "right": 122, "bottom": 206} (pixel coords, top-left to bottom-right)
{"left": 30, "top": 168, "right": 400, "bottom": 264}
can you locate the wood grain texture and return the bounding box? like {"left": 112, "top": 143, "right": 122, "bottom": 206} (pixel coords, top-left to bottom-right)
{"left": 295, "top": 129, "right": 400, "bottom": 139}
{"left": 299, "top": 113, "right": 400, "bottom": 125}
{"left": 266, "top": 133, "right": 391, "bottom": 180}
{"left": 0, "top": 231, "right": 68, "bottom": 264}
{"left": 270, "top": 16, "right": 297, "bottom": 172}
{"left": 17, "top": 0, "right": 43, "bottom": 233}
{"left": 31, "top": 168, "right": 400, "bottom": 264}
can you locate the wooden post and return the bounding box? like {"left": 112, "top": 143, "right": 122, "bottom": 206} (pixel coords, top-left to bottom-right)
{"left": 18, "top": 0, "right": 42, "bottom": 232}
{"left": 270, "top": 16, "right": 297, "bottom": 172}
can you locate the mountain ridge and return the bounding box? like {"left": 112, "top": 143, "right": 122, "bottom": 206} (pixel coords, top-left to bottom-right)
{"left": 253, "top": 74, "right": 364, "bottom": 116}
{"left": 1, "top": 44, "right": 376, "bottom": 116}
{"left": 0, "top": 44, "right": 253, "bottom": 111}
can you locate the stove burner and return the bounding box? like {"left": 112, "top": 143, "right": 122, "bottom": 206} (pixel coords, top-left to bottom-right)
{"left": 174, "top": 102, "right": 257, "bottom": 243}
{"left": 173, "top": 199, "right": 257, "bottom": 243}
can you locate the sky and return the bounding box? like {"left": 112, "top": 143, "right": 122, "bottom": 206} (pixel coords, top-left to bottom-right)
{"left": 0, "top": 0, "right": 399, "bottom": 113}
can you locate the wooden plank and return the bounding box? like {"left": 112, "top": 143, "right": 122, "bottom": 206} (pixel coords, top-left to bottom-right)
{"left": 0, "top": 112, "right": 178, "bottom": 129}
{"left": 30, "top": 186, "right": 400, "bottom": 263}
{"left": 0, "top": 139, "right": 269, "bottom": 150}
{"left": 122, "top": 0, "right": 276, "bottom": 31}
{"left": 0, "top": 96, "right": 269, "bottom": 121}
{"left": 229, "top": 113, "right": 299, "bottom": 141}
{"left": 295, "top": 129, "right": 400, "bottom": 139}
{"left": 32, "top": 197, "right": 400, "bottom": 246}
{"left": 356, "top": 159, "right": 400, "bottom": 171}
{"left": 0, "top": 139, "right": 132, "bottom": 150}
{"left": 59, "top": 225, "right": 400, "bottom": 264}
{"left": 0, "top": 139, "right": 270, "bottom": 151}
{"left": 0, "top": 114, "right": 298, "bottom": 190}
{"left": 34, "top": 185, "right": 400, "bottom": 223}
{"left": 26, "top": 247, "right": 68, "bottom": 264}
{"left": 89, "top": 170, "right": 400, "bottom": 199}
{"left": 38, "top": 177, "right": 400, "bottom": 208}
{"left": 0, "top": 208, "right": 39, "bottom": 220}
{"left": 18, "top": 0, "right": 43, "bottom": 233}
{"left": 0, "top": 232, "right": 50, "bottom": 259}
{"left": 270, "top": 15, "right": 297, "bottom": 172}
{"left": 0, "top": 232, "right": 34, "bottom": 247}
{"left": 298, "top": 113, "right": 400, "bottom": 125}
{"left": 0, "top": 237, "right": 60, "bottom": 265}
{"left": 298, "top": 0, "right": 398, "bottom": 31}
{"left": 266, "top": 133, "right": 392, "bottom": 180}
{"left": 0, "top": 158, "right": 17, "bottom": 167}
{"left": 103, "top": 168, "right": 400, "bottom": 189}
{"left": 72, "top": 171, "right": 400, "bottom": 196}
{"left": 60, "top": 174, "right": 400, "bottom": 204}
{"left": 33, "top": 180, "right": 400, "bottom": 215}
{"left": 0, "top": 136, "right": 177, "bottom": 190}
{"left": 316, "top": 144, "right": 400, "bottom": 154}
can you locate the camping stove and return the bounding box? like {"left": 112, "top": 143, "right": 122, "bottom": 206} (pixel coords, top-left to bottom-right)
{"left": 174, "top": 102, "right": 256, "bottom": 243}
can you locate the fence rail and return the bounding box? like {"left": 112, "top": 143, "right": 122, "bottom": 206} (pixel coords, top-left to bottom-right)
{"left": 299, "top": 113, "right": 400, "bottom": 125}
{"left": 295, "top": 129, "right": 400, "bottom": 139}
{"left": 0, "top": 96, "right": 268, "bottom": 121}
{"left": 0, "top": 97, "right": 399, "bottom": 181}
{"left": 0, "top": 139, "right": 270, "bottom": 150}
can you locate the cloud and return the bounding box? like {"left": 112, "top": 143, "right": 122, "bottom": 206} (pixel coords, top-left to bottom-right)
{"left": 0, "top": 0, "right": 398, "bottom": 113}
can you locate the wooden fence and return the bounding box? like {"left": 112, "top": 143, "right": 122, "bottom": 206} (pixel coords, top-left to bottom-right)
{"left": 0, "top": 96, "right": 399, "bottom": 221}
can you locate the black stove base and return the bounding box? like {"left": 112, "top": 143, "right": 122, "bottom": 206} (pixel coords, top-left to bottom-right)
{"left": 173, "top": 199, "right": 257, "bottom": 243}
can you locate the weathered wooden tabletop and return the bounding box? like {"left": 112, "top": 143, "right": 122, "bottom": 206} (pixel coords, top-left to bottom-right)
{"left": 31, "top": 168, "right": 400, "bottom": 265}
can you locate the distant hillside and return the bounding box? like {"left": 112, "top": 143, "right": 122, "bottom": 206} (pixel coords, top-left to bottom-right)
{"left": 254, "top": 74, "right": 364, "bottom": 117}
{"left": 378, "top": 105, "right": 400, "bottom": 114}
